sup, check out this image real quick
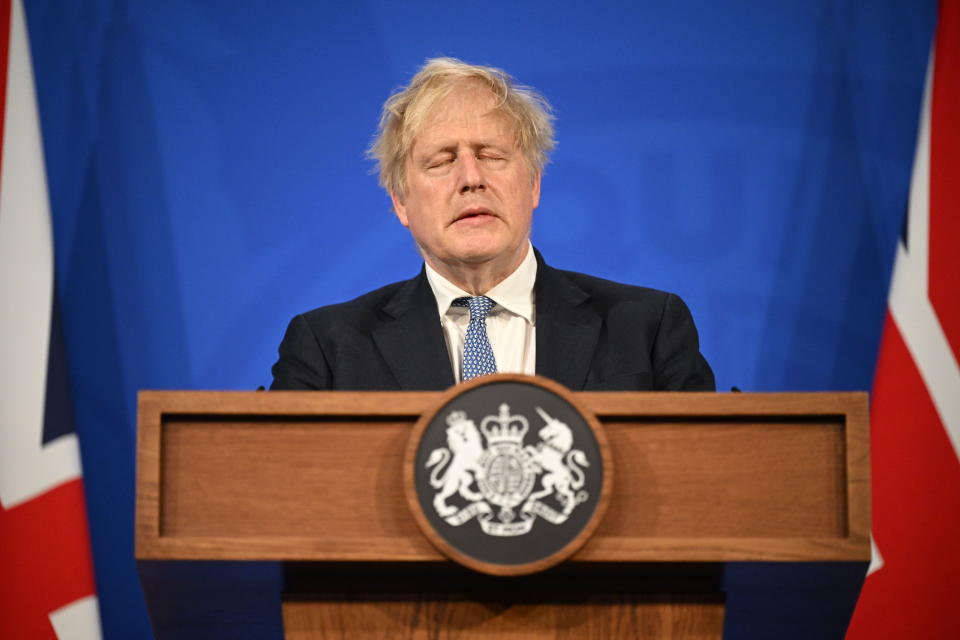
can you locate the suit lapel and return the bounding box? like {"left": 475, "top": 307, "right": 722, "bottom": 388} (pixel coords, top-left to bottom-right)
{"left": 373, "top": 270, "right": 455, "bottom": 391}
{"left": 534, "top": 254, "right": 602, "bottom": 391}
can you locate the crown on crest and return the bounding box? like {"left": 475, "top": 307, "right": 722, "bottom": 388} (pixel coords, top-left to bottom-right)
{"left": 480, "top": 403, "right": 529, "bottom": 445}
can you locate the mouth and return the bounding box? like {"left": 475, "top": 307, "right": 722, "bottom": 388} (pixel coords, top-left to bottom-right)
{"left": 452, "top": 207, "right": 497, "bottom": 225}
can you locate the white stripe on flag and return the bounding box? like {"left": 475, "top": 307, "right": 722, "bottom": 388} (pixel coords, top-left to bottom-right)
{"left": 865, "top": 535, "right": 884, "bottom": 577}
{"left": 49, "top": 596, "right": 103, "bottom": 640}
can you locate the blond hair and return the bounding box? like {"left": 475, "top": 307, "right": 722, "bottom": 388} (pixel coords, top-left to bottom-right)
{"left": 368, "top": 57, "right": 555, "bottom": 198}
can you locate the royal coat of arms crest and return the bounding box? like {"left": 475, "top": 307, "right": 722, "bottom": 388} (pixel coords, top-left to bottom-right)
{"left": 425, "top": 403, "right": 590, "bottom": 537}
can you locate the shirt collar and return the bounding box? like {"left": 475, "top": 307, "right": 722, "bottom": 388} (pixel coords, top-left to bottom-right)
{"left": 424, "top": 242, "right": 537, "bottom": 324}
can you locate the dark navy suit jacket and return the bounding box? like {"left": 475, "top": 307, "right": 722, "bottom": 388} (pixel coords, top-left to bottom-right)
{"left": 270, "top": 252, "right": 714, "bottom": 392}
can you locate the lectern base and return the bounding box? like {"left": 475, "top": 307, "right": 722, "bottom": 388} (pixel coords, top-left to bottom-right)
{"left": 282, "top": 563, "right": 725, "bottom": 639}
{"left": 284, "top": 594, "right": 723, "bottom": 639}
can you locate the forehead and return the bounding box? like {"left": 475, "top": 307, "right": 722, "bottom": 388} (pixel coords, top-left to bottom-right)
{"left": 413, "top": 86, "right": 515, "bottom": 148}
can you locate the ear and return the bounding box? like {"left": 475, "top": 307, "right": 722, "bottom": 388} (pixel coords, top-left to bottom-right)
{"left": 531, "top": 172, "right": 542, "bottom": 210}
{"left": 389, "top": 190, "right": 409, "bottom": 227}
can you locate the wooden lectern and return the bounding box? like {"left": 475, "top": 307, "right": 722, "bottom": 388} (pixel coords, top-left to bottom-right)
{"left": 136, "top": 390, "right": 869, "bottom": 639}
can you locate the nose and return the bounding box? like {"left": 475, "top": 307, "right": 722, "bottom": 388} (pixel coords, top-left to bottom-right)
{"left": 457, "top": 154, "right": 485, "bottom": 194}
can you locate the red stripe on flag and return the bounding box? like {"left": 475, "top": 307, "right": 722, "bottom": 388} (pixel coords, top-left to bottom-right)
{"left": 846, "top": 315, "right": 960, "bottom": 639}
{"left": 0, "top": 479, "right": 98, "bottom": 639}
{"left": 929, "top": 0, "right": 960, "bottom": 363}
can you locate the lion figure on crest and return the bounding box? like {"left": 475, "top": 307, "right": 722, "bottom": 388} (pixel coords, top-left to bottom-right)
{"left": 525, "top": 407, "right": 589, "bottom": 515}
{"left": 425, "top": 411, "right": 484, "bottom": 517}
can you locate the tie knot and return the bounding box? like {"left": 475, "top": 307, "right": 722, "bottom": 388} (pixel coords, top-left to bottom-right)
{"left": 452, "top": 296, "right": 495, "bottom": 320}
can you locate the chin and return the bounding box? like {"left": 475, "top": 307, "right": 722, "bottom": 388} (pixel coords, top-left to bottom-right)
{"left": 450, "top": 250, "right": 499, "bottom": 266}
{"left": 453, "top": 240, "right": 516, "bottom": 264}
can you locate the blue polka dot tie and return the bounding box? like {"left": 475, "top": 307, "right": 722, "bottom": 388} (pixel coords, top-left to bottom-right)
{"left": 452, "top": 296, "right": 498, "bottom": 381}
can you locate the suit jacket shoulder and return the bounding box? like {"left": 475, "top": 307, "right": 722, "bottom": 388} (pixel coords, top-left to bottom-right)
{"left": 535, "top": 260, "right": 715, "bottom": 391}
{"left": 270, "top": 272, "right": 454, "bottom": 390}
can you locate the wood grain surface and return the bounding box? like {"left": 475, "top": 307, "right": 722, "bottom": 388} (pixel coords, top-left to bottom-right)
{"left": 279, "top": 562, "right": 725, "bottom": 640}
{"left": 282, "top": 593, "right": 724, "bottom": 640}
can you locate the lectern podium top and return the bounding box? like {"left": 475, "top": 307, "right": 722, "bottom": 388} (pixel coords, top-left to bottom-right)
{"left": 136, "top": 389, "right": 869, "bottom": 564}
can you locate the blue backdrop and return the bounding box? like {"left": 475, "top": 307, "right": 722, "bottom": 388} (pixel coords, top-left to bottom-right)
{"left": 24, "top": 1, "right": 936, "bottom": 638}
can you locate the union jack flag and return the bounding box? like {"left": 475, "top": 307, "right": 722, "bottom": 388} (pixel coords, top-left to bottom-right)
{"left": 0, "top": 0, "right": 102, "bottom": 637}
{"left": 847, "top": 0, "right": 960, "bottom": 637}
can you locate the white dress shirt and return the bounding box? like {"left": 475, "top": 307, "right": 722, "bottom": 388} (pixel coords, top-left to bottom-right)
{"left": 424, "top": 244, "right": 537, "bottom": 383}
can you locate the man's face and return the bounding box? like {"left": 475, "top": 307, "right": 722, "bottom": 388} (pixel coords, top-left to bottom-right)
{"left": 390, "top": 85, "right": 540, "bottom": 281}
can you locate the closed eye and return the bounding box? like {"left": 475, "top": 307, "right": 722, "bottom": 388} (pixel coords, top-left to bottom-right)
{"left": 426, "top": 155, "right": 455, "bottom": 170}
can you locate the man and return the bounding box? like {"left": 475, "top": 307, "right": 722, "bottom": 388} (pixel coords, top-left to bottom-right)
{"left": 271, "top": 58, "right": 713, "bottom": 392}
